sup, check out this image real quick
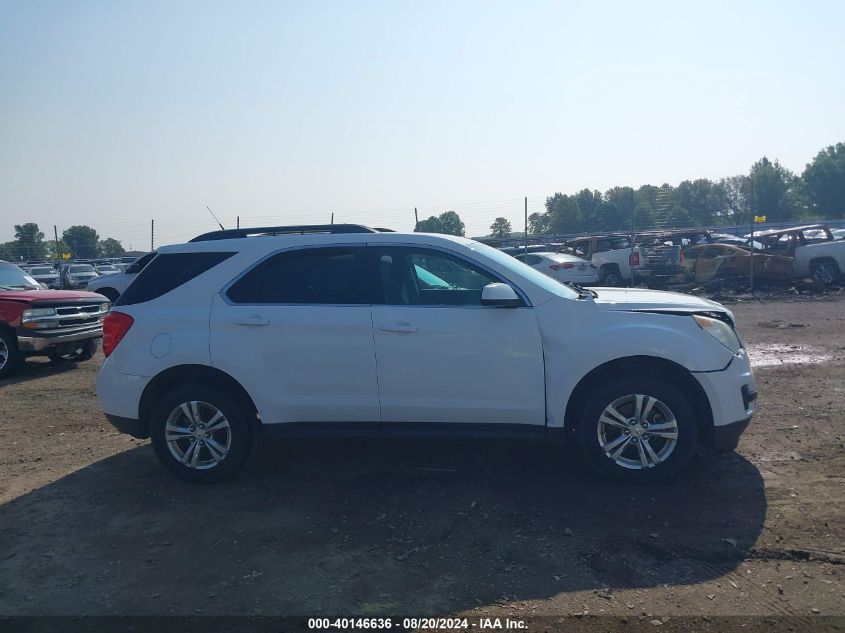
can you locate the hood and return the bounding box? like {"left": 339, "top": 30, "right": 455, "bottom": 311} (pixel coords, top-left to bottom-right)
{"left": 592, "top": 287, "right": 729, "bottom": 313}
{"left": 0, "top": 289, "right": 108, "bottom": 303}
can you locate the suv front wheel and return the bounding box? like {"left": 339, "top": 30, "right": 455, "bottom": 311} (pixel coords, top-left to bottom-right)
{"left": 150, "top": 385, "right": 253, "bottom": 483}
{"left": 576, "top": 376, "right": 699, "bottom": 483}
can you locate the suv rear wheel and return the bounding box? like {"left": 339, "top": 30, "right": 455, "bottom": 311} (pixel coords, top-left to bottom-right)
{"left": 576, "top": 376, "right": 699, "bottom": 483}
{"left": 150, "top": 384, "right": 253, "bottom": 483}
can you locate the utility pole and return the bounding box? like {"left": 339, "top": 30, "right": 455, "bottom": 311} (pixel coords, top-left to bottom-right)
{"left": 749, "top": 178, "right": 755, "bottom": 293}
{"left": 330, "top": 212, "right": 334, "bottom": 225}
{"left": 237, "top": 216, "right": 240, "bottom": 229}
{"left": 53, "top": 225, "right": 60, "bottom": 264}
{"left": 524, "top": 197, "right": 528, "bottom": 258}
{"left": 151, "top": 219, "right": 155, "bottom": 251}
{"left": 414, "top": 207, "right": 419, "bottom": 231}
{"left": 630, "top": 187, "right": 636, "bottom": 288}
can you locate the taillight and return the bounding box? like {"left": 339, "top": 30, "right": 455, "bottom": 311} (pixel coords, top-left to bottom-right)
{"left": 679, "top": 250, "right": 685, "bottom": 264}
{"left": 629, "top": 252, "right": 640, "bottom": 267}
{"left": 550, "top": 263, "right": 575, "bottom": 270}
{"left": 102, "top": 311, "right": 134, "bottom": 357}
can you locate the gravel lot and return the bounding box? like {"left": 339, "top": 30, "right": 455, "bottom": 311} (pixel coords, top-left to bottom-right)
{"left": 0, "top": 296, "right": 843, "bottom": 623}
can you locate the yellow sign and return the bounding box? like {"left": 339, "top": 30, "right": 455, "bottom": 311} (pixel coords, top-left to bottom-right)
{"left": 62, "top": 253, "right": 71, "bottom": 259}
{"left": 754, "top": 215, "right": 767, "bottom": 223}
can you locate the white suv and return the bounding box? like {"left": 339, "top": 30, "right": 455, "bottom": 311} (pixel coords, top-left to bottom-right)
{"left": 97, "top": 224, "right": 757, "bottom": 484}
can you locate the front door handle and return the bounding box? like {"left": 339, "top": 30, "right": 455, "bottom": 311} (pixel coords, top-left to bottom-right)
{"left": 233, "top": 317, "right": 269, "bottom": 326}
{"left": 380, "top": 323, "right": 418, "bottom": 333}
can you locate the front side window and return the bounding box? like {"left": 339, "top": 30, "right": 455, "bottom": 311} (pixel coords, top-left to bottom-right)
{"left": 227, "top": 247, "right": 368, "bottom": 304}
{"left": 374, "top": 247, "right": 501, "bottom": 306}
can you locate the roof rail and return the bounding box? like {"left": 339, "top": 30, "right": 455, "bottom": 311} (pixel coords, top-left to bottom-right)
{"left": 190, "top": 224, "right": 379, "bottom": 242}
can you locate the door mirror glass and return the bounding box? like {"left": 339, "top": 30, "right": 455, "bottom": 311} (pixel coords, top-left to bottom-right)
{"left": 480, "top": 283, "right": 520, "bottom": 307}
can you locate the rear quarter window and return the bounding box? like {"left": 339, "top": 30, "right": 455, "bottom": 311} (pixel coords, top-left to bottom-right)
{"left": 115, "top": 252, "right": 235, "bottom": 306}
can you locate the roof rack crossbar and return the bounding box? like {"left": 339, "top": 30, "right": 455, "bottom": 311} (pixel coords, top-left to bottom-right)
{"left": 190, "top": 224, "right": 379, "bottom": 242}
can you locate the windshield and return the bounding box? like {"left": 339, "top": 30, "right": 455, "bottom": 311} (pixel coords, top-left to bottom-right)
{"left": 29, "top": 266, "right": 55, "bottom": 275}
{"left": 0, "top": 263, "right": 42, "bottom": 290}
{"left": 467, "top": 241, "right": 579, "bottom": 299}
{"left": 69, "top": 264, "right": 95, "bottom": 273}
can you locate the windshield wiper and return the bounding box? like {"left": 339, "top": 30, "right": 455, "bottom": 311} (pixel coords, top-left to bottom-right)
{"left": 564, "top": 281, "right": 598, "bottom": 299}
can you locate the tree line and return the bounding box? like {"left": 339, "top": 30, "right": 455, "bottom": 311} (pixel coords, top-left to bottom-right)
{"left": 0, "top": 224, "right": 126, "bottom": 262}
{"left": 415, "top": 141, "right": 844, "bottom": 238}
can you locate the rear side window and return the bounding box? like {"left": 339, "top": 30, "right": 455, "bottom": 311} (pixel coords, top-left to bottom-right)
{"left": 226, "top": 247, "right": 368, "bottom": 304}
{"left": 116, "top": 252, "right": 235, "bottom": 306}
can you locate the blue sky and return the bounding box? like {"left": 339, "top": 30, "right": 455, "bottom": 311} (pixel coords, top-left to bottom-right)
{"left": 1, "top": 0, "right": 843, "bottom": 246}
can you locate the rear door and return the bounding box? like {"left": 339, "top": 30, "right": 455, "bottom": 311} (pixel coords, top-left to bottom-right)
{"left": 369, "top": 245, "right": 545, "bottom": 427}
{"left": 210, "top": 245, "right": 379, "bottom": 425}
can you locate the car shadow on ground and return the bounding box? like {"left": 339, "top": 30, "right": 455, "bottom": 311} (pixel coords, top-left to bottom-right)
{"left": 0, "top": 358, "right": 81, "bottom": 386}
{"left": 0, "top": 438, "right": 766, "bottom": 616}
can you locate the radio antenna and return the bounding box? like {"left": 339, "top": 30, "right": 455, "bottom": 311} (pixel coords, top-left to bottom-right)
{"left": 206, "top": 206, "right": 225, "bottom": 230}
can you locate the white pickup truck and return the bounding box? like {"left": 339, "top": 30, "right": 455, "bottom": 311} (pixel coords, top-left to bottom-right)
{"left": 565, "top": 236, "right": 634, "bottom": 286}
{"left": 753, "top": 225, "right": 844, "bottom": 285}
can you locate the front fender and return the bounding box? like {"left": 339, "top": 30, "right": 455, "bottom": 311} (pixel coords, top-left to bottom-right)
{"left": 536, "top": 301, "right": 735, "bottom": 428}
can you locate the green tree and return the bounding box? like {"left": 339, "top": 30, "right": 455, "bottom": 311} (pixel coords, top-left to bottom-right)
{"left": 98, "top": 237, "right": 126, "bottom": 257}
{"left": 749, "top": 157, "right": 801, "bottom": 222}
{"left": 489, "top": 217, "right": 512, "bottom": 237}
{"left": 414, "top": 211, "right": 466, "bottom": 236}
{"left": 62, "top": 225, "right": 100, "bottom": 259}
{"left": 436, "top": 211, "right": 465, "bottom": 236}
{"left": 527, "top": 212, "right": 549, "bottom": 235}
{"left": 802, "top": 142, "right": 845, "bottom": 219}
{"left": 13, "top": 223, "right": 47, "bottom": 260}
{"left": 719, "top": 175, "right": 751, "bottom": 225}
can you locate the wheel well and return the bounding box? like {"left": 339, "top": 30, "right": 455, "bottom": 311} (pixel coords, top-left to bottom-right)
{"left": 0, "top": 322, "right": 16, "bottom": 347}
{"left": 563, "top": 356, "right": 714, "bottom": 443}
{"left": 810, "top": 256, "right": 839, "bottom": 268}
{"left": 139, "top": 364, "right": 259, "bottom": 428}
{"left": 600, "top": 263, "right": 620, "bottom": 273}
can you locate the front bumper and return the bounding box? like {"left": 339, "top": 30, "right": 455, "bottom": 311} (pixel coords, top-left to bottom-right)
{"left": 713, "top": 416, "right": 752, "bottom": 452}
{"left": 17, "top": 327, "right": 103, "bottom": 352}
{"left": 105, "top": 414, "right": 150, "bottom": 439}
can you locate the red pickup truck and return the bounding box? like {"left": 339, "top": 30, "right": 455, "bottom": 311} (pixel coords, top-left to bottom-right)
{"left": 0, "top": 260, "right": 110, "bottom": 378}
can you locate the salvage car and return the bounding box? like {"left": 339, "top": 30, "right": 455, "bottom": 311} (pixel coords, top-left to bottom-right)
{"left": 683, "top": 244, "right": 793, "bottom": 285}
{"left": 754, "top": 224, "right": 845, "bottom": 285}
{"left": 97, "top": 224, "right": 757, "bottom": 485}
{"left": 514, "top": 252, "right": 599, "bottom": 285}
{"left": 0, "top": 261, "right": 110, "bottom": 378}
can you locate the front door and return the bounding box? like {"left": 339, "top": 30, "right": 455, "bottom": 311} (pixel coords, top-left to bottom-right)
{"left": 210, "top": 245, "right": 379, "bottom": 425}
{"left": 369, "top": 246, "right": 545, "bottom": 427}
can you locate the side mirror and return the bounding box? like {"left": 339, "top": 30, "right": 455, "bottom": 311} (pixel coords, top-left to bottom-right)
{"left": 481, "top": 283, "right": 521, "bottom": 307}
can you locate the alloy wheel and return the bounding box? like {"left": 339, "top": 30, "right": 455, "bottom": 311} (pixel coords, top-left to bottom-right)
{"left": 596, "top": 393, "right": 679, "bottom": 470}
{"left": 165, "top": 400, "right": 232, "bottom": 470}
{"left": 0, "top": 338, "right": 8, "bottom": 371}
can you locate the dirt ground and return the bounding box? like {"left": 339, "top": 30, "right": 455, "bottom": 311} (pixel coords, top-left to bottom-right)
{"left": 0, "top": 296, "right": 843, "bottom": 624}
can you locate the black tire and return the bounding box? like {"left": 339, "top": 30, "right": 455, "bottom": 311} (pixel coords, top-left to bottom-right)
{"left": 48, "top": 339, "right": 98, "bottom": 363}
{"left": 576, "top": 375, "right": 699, "bottom": 483}
{"left": 810, "top": 259, "right": 841, "bottom": 286}
{"left": 150, "top": 384, "right": 253, "bottom": 483}
{"left": 0, "top": 328, "right": 21, "bottom": 379}
{"left": 601, "top": 267, "right": 622, "bottom": 287}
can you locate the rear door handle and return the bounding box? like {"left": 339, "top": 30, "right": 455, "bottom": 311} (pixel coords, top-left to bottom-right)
{"left": 233, "top": 317, "right": 269, "bottom": 326}
{"left": 380, "top": 323, "right": 418, "bottom": 333}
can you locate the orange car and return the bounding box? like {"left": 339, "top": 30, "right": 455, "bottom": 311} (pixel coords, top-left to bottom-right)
{"left": 683, "top": 244, "right": 793, "bottom": 284}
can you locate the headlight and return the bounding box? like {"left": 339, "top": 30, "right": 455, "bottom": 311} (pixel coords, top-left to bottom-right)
{"left": 100, "top": 302, "right": 111, "bottom": 312}
{"left": 22, "top": 308, "right": 57, "bottom": 320}
{"left": 693, "top": 314, "right": 742, "bottom": 354}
